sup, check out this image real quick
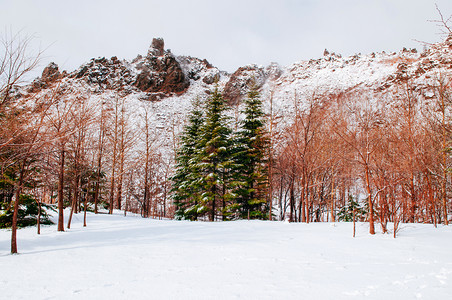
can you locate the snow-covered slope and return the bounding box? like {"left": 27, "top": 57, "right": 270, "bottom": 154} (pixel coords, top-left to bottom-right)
{"left": 1, "top": 211, "right": 452, "bottom": 299}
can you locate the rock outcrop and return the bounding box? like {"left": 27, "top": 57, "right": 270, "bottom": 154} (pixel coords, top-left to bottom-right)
{"left": 71, "top": 56, "right": 133, "bottom": 92}
{"left": 42, "top": 38, "right": 191, "bottom": 100}
{"left": 132, "top": 40, "right": 189, "bottom": 100}
{"left": 223, "top": 65, "right": 267, "bottom": 105}
{"left": 41, "top": 62, "right": 61, "bottom": 83}
{"left": 148, "top": 37, "right": 165, "bottom": 57}
{"left": 29, "top": 62, "right": 62, "bottom": 92}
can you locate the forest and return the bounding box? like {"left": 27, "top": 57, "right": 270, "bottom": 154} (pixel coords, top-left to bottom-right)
{"left": 1, "top": 29, "right": 452, "bottom": 256}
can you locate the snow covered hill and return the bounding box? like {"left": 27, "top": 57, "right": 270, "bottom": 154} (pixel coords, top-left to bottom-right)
{"left": 1, "top": 211, "right": 452, "bottom": 299}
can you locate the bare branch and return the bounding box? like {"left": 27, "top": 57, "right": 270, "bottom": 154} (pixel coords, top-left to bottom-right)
{"left": 0, "top": 28, "right": 43, "bottom": 105}
{"left": 428, "top": 4, "right": 452, "bottom": 37}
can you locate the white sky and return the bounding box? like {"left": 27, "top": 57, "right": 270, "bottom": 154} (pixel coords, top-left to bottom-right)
{"left": 1, "top": 0, "right": 452, "bottom": 75}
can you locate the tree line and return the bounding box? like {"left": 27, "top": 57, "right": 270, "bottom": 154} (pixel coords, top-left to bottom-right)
{"left": 271, "top": 76, "right": 452, "bottom": 237}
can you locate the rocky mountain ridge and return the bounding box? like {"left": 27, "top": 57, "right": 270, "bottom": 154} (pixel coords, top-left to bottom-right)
{"left": 26, "top": 35, "right": 452, "bottom": 108}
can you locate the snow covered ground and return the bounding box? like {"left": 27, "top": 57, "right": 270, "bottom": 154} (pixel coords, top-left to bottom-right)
{"left": 1, "top": 211, "right": 452, "bottom": 299}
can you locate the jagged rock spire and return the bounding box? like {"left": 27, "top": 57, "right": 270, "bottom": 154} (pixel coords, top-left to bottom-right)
{"left": 148, "top": 37, "right": 165, "bottom": 57}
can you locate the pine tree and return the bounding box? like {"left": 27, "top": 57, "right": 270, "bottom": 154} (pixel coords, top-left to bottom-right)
{"left": 231, "top": 86, "right": 270, "bottom": 219}
{"left": 337, "top": 195, "right": 367, "bottom": 222}
{"left": 171, "top": 98, "right": 204, "bottom": 220}
{"left": 195, "top": 88, "right": 234, "bottom": 221}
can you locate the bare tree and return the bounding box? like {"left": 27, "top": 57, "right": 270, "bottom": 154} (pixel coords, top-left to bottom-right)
{"left": 0, "top": 30, "right": 45, "bottom": 253}
{"left": 66, "top": 93, "right": 95, "bottom": 229}
{"left": 333, "top": 92, "right": 387, "bottom": 235}
{"left": 0, "top": 29, "right": 42, "bottom": 106}
{"left": 93, "top": 101, "right": 107, "bottom": 213}
{"left": 113, "top": 98, "right": 136, "bottom": 212}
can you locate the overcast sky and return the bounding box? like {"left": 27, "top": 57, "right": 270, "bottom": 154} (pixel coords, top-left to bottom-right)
{"left": 1, "top": 0, "right": 452, "bottom": 75}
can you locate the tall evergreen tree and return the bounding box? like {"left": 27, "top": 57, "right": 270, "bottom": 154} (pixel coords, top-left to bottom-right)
{"left": 171, "top": 98, "right": 204, "bottom": 220}
{"left": 196, "top": 88, "right": 234, "bottom": 221}
{"left": 231, "top": 86, "right": 270, "bottom": 219}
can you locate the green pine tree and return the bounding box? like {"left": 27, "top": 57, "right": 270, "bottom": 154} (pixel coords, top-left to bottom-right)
{"left": 195, "top": 88, "right": 234, "bottom": 221}
{"left": 337, "top": 195, "right": 367, "bottom": 222}
{"left": 231, "top": 86, "right": 270, "bottom": 219}
{"left": 171, "top": 98, "right": 205, "bottom": 220}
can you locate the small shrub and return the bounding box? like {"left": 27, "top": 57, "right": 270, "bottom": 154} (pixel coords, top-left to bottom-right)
{"left": 337, "top": 195, "right": 367, "bottom": 222}
{"left": 0, "top": 194, "right": 55, "bottom": 229}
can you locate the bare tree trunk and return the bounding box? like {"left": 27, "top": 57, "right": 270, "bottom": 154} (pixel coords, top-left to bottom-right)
{"left": 289, "top": 177, "right": 295, "bottom": 222}
{"left": 11, "top": 161, "right": 26, "bottom": 254}
{"left": 278, "top": 177, "right": 284, "bottom": 220}
{"left": 68, "top": 159, "right": 82, "bottom": 229}
{"left": 330, "top": 176, "right": 335, "bottom": 222}
{"left": 94, "top": 104, "right": 106, "bottom": 214}
{"left": 67, "top": 195, "right": 76, "bottom": 229}
{"left": 115, "top": 109, "right": 125, "bottom": 210}
{"left": 304, "top": 176, "right": 310, "bottom": 223}
{"left": 115, "top": 160, "right": 124, "bottom": 211}
{"left": 365, "top": 164, "right": 375, "bottom": 235}
{"left": 94, "top": 133, "right": 104, "bottom": 214}
{"left": 442, "top": 122, "right": 449, "bottom": 225}
{"left": 11, "top": 187, "right": 22, "bottom": 254}
{"left": 393, "top": 207, "right": 401, "bottom": 238}
{"left": 109, "top": 99, "right": 119, "bottom": 214}
{"left": 268, "top": 92, "right": 274, "bottom": 221}
{"left": 410, "top": 173, "right": 416, "bottom": 223}
{"left": 298, "top": 178, "right": 304, "bottom": 223}
{"left": 57, "top": 147, "right": 65, "bottom": 232}
{"left": 37, "top": 200, "right": 41, "bottom": 235}
{"left": 143, "top": 157, "right": 150, "bottom": 218}
{"left": 109, "top": 160, "right": 116, "bottom": 214}
{"left": 83, "top": 181, "right": 88, "bottom": 227}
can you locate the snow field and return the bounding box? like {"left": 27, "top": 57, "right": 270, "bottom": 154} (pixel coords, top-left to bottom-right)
{"left": 1, "top": 211, "right": 452, "bottom": 299}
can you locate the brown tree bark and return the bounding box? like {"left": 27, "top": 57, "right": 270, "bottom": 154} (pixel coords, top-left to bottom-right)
{"left": 289, "top": 177, "right": 295, "bottom": 222}
{"left": 57, "top": 146, "right": 65, "bottom": 232}
{"left": 37, "top": 200, "right": 41, "bottom": 234}
{"left": 94, "top": 108, "right": 105, "bottom": 214}
{"left": 83, "top": 181, "right": 88, "bottom": 227}
{"left": 108, "top": 98, "right": 120, "bottom": 214}
{"left": 365, "top": 163, "right": 375, "bottom": 235}
{"left": 330, "top": 175, "right": 336, "bottom": 222}
{"left": 11, "top": 161, "right": 25, "bottom": 254}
